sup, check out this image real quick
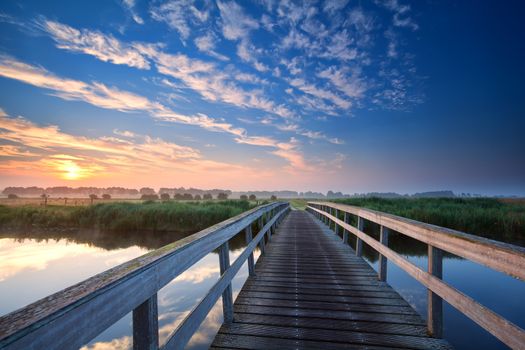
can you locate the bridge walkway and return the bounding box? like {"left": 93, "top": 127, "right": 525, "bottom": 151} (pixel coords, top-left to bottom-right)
{"left": 211, "top": 210, "right": 452, "bottom": 349}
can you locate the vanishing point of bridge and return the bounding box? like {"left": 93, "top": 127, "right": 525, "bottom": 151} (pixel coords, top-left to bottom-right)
{"left": 0, "top": 202, "right": 524, "bottom": 349}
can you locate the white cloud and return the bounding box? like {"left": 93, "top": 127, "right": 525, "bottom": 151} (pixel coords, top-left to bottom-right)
{"left": 376, "top": 0, "right": 418, "bottom": 31}
{"left": 323, "top": 0, "right": 350, "bottom": 14}
{"left": 194, "top": 33, "right": 229, "bottom": 61}
{"left": 42, "top": 20, "right": 150, "bottom": 69}
{"left": 317, "top": 66, "right": 366, "bottom": 99}
{"left": 150, "top": 0, "right": 210, "bottom": 41}
{"left": 122, "top": 0, "right": 144, "bottom": 24}
{"left": 217, "top": 1, "right": 259, "bottom": 41}
{"left": 290, "top": 78, "right": 352, "bottom": 109}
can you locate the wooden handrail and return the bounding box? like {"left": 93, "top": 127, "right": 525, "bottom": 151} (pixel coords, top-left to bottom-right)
{"left": 0, "top": 202, "right": 290, "bottom": 350}
{"left": 307, "top": 202, "right": 525, "bottom": 349}
{"left": 308, "top": 201, "right": 525, "bottom": 280}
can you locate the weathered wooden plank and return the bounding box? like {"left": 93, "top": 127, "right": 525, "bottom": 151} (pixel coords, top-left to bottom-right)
{"left": 237, "top": 291, "right": 411, "bottom": 307}
{"left": 218, "top": 241, "right": 234, "bottom": 323}
{"left": 244, "top": 226, "right": 255, "bottom": 277}
{"left": 232, "top": 304, "right": 426, "bottom": 325}
{"left": 379, "top": 225, "right": 390, "bottom": 281}
{"left": 218, "top": 323, "right": 452, "bottom": 349}
{"left": 428, "top": 245, "right": 443, "bottom": 338}
{"left": 240, "top": 284, "right": 400, "bottom": 299}
{"left": 231, "top": 313, "right": 430, "bottom": 337}
{"left": 132, "top": 293, "right": 159, "bottom": 350}
{"left": 212, "top": 333, "right": 407, "bottom": 350}
{"left": 233, "top": 297, "right": 418, "bottom": 315}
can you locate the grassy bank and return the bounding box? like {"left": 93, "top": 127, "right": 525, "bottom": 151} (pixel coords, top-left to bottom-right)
{"left": 0, "top": 200, "right": 256, "bottom": 233}
{"left": 331, "top": 198, "right": 525, "bottom": 245}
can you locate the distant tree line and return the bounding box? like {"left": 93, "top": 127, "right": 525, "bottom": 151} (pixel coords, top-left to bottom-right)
{"left": 3, "top": 186, "right": 485, "bottom": 200}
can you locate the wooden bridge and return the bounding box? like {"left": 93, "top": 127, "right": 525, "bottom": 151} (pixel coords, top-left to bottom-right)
{"left": 0, "top": 201, "right": 524, "bottom": 349}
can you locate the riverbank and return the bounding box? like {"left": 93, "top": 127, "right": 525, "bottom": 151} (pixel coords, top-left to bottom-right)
{"left": 0, "top": 200, "right": 258, "bottom": 233}
{"left": 331, "top": 197, "right": 525, "bottom": 246}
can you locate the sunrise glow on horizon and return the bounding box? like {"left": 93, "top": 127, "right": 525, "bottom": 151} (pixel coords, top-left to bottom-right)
{"left": 0, "top": 1, "right": 524, "bottom": 195}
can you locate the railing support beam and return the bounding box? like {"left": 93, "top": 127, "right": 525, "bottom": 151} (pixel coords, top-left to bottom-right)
{"left": 132, "top": 294, "right": 159, "bottom": 350}
{"left": 428, "top": 245, "right": 443, "bottom": 338}
{"left": 343, "top": 212, "right": 349, "bottom": 244}
{"left": 245, "top": 225, "right": 255, "bottom": 277}
{"left": 219, "top": 242, "right": 234, "bottom": 323}
{"left": 258, "top": 217, "right": 266, "bottom": 255}
{"left": 356, "top": 216, "right": 364, "bottom": 256}
{"left": 335, "top": 209, "right": 340, "bottom": 236}
{"left": 378, "top": 226, "right": 389, "bottom": 281}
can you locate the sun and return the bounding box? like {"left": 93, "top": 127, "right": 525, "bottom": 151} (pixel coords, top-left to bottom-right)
{"left": 61, "top": 161, "right": 82, "bottom": 180}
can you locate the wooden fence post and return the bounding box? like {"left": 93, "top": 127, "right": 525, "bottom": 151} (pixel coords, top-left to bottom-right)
{"left": 258, "top": 217, "right": 266, "bottom": 255}
{"left": 343, "top": 212, "right": 349, "bottom": 244}
{"left": 378, "top": 226, "right": 389, "bottom": 281}
{"left": 335, "top": 209, "right": 340, "bottom": 236}
{"left": 219, "top": 241, "right": 233, "bottom": 323}
{"left": 356, "top": 216, "right": 364, "bottom": 256}
{"left": 245, "top": 225, "right": 255, "bottom": 277}
{"left": 133, "top": 294, "right": 159, "bottom": 350}
{"left": 428, "top": 246, "right": 443, "bottom": 338}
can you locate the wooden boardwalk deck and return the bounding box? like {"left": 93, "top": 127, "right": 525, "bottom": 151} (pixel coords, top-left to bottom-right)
{"left": 212, "top": 210, "right": 452, "bottom": 349}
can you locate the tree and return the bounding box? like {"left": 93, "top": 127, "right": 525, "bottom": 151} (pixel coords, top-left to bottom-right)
{"left": 249, "top": 194, "right": 256, "bottom": 201}
{"left": 270, "top": 195, "right": 277, "bottom": 201}
{"left": 160, "top": 193, "right": 170, "bottom": 201}
{"left": 89, "top": 194, "right": 98, "bottom": 205}
{"left": 174, "top": 193, "right": 184, "bottom": 200}
{"left": 240, "top": 194, "right": 248, "bottom": 201}
{"left": 139, "top": 187, "right": 156, "bottom": 195}
{"left": 217, "top": 192, "right": 228, "bottom": 200}
{"left": 203, "top": 193, "right": 212, "bottom": 200}
{"left": 41, "top": 193, "right": 49, "bottom": 207}
{"left": 194, "top": 194, "right": 202, "bottom": 200}
{"left": 183, "top": 193, "right": 193, "bottom": 200}
{"left": 141, "top": 194, "right": 159, "bottom": 200}
{"left": 7, "top": 194, "right": 18, "bottom": 199}
{"left": 102, "top": 194, "right": 111, "bottom": 200}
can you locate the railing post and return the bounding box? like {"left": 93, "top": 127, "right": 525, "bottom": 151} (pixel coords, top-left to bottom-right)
{"left": 258, "top": 217, "right": 266, "bottom": 255}
{"left": 218, "top": 241, "right": 234, "bottom": 323}
{"left": 343, "top": 212, "right": 349, "bottom": 244}
{"left": 335, "top": 209, "right": 340, "bottom": 236}
{"left": 356, "top": 216, "right": 363, "bottom": 256}
{"left": 133, "top": 294, "right": 159, "bottom": 350}
{"left": 378, "top": 226, "right": 389, "bottom": 281}
{"left": 428, "top": 246, "right": 443, "bottom": 338}
{"left": 245, "top": 225, "right": 255, "bottom": 277}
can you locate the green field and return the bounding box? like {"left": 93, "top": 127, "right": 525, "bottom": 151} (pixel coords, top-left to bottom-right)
{"left": 331, "top": 197, "right": 525, "bottom": 245}
{"left": 0, "top": 200, "right": 258, "bottom": 233}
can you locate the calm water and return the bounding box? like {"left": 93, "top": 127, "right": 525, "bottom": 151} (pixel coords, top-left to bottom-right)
{"left": 1, "top": 224, "right": 524, "bottom": 349}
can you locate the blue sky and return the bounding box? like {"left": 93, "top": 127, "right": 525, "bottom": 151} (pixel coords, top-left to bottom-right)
{"left": 0, "top": 0, "right": 523, "bottom": 195}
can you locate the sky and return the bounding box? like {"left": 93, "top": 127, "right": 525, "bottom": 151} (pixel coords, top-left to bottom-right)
{"left": 0, "top": 0, "right": 524, "bottom": 195}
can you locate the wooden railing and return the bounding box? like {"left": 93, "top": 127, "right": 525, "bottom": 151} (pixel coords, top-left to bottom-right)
{"left": 0, "top": 202, "right": 290, "bottom": 350}
{"left": 306, "top": 201, "right": 525, "bottom": 349}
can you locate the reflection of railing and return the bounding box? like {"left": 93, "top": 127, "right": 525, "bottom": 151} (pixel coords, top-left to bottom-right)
{"left": 307, "top": 201, "right": 525, "bottom": 349}
{"left": 0, "top": 202, "right": 290, "bottom": 350}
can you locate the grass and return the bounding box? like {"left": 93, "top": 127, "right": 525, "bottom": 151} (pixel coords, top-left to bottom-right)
{"left": 0, "top": 200, "right": 257, "bottom": 233}
{"left": 331, "top": 197, "right": 525, "bottom": 245}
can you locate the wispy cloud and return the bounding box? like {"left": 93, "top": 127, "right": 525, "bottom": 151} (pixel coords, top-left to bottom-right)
{"left": 121, "top": 0, "right": 144, "bottom": 25}
{"left": 150, "top": 0, "right": 209, "bottom": 41}
{"left": 194, "top": 33, "right": 229, "bottom": 61}
{"left": 217, "top": 1, "right": 259, "bottom": 41}
{"left": 41, "top": 20, "right": 150, "bottom": 69}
